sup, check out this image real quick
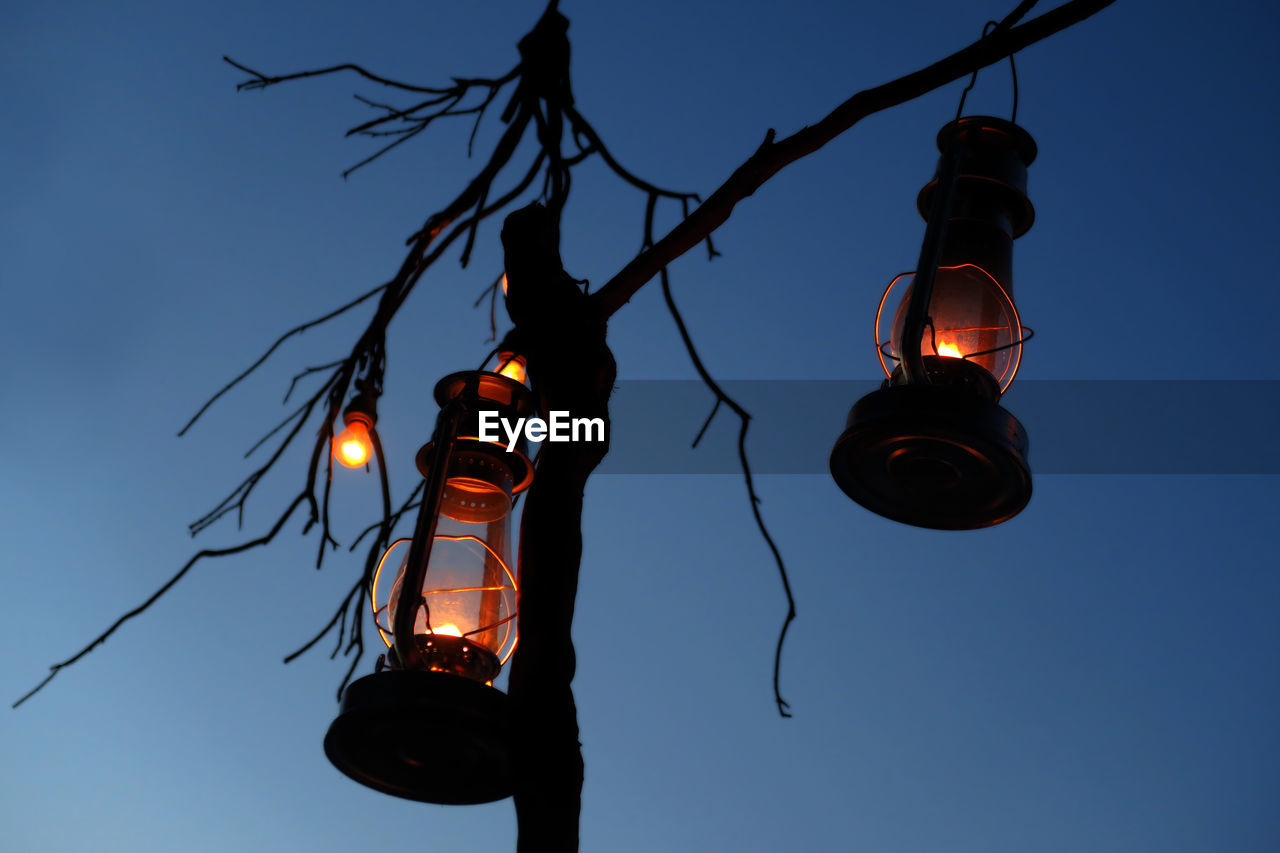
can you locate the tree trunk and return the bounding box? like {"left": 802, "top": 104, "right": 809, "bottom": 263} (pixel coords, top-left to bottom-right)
{"left": 503, "top": 203, "right": 615, "bottom": 852}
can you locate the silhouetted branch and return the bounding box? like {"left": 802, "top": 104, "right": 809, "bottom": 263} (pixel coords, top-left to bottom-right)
{"left": 244, "top": 395, "right": 313, "bottom": 458}
{"left": 658, "top": 266, "right": 795, "bottom": 717}
{"left": 474, "top": 272, "right": 506, "bottom": 341}
{"left": 286, "top": 420, "right": 397, "bottom": 700}
{"left": 177, "top": 283, "right": 386, "bottom": 437}
{"left": 189, "top": 377, "right": 334, "bottom": 535}
{"left": 12, "top": 493, "right": 311, "bottom": 708}
{"left": 349, "top": 91, "right": 460, "bottom": 135}
{"left": 349, "top": 481, "right": 424, "bottom": 553}
{"left": 691, "top": 397, "right": 721, "bottom": 449}
{"left": 283, "top": 360, "right": 345, "bottom": 404}
{"left": 998, "top": 0, "right": 1042, "bottom": 30}
{"left": 223, "top": 55, "right": 513, "bottom": 96}
{"left": 565, "top": 106, "right": 698, "bottom": 204}
{"left": 18, "top": 0, "right": 1113, "bottom": 734}
{"left": 592, "top": 0, "right": 1115, "bottom": 317}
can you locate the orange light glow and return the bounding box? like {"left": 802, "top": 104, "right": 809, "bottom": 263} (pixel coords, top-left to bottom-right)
{"left": 875, "top": 264, "right": 1025, "bottom": 391}
{"left": 495, "top": 352, "right": 527, "bottom": 384}
{"left": 501, "top": 273, "right": 509, "bottom": 297}
{"left": 934, "top": 339, "right": 963, "bottom": 359}
{"left": 333, "top": 420, "right": 373, "bottom": 468}
{"left": 371, "top": 535, "right": 519, "bottom": 665}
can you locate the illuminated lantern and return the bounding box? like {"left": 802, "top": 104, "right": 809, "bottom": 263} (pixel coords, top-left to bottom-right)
{"left": 831, "top": 116, "right": 1036, "bottom": 529}
{"left": 325, "top": 355, "right": 536, "bottom": 804}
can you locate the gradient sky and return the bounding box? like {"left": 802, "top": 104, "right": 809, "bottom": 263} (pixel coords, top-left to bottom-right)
{"left": 3, "top": 1, "right": 1278, "bottom": 851}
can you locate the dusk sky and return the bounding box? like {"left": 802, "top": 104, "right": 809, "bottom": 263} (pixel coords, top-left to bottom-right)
{"left": 3, "top": 1, "right": 1278, "bottom": 851}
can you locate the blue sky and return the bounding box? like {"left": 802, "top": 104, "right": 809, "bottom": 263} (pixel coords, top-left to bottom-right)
{"left": 3, "top": 1, "right": 1278, "bottom": 851}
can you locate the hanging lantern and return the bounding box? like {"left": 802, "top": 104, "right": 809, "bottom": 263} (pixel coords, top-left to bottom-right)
{"left": 325, "top": 353, "right": 536, "bottom": 804}
{"left": 831, "top": 116, "right": 1036, "bottom": 529}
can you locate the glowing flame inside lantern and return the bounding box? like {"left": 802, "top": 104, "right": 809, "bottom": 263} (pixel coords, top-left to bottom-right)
{"left": 876, "top": 265, "right": 1025, "bottom": 391}
{"left": 371, "top": 538, "right": 519, "bottom": 666}
{"left": 934, "top": 339, "right": 963, "bottom": 359}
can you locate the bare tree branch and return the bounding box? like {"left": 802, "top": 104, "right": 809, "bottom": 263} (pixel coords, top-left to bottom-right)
{"left": 16, "top": 0, "right": 1113, "bottom": 720}
{"left": 177, "top": 282, "right": 386, "bottom": 437}
{"left": 223, "top": 55, "right": 515, "bottom": 96}
{"left": 12, "top": 493, "right": 311, "bottom": 708}
{"left": 659, "top": 267, "right": 796, "bottom": 717}
{"left": 591, "top": 0, "right": 1115, "bottom": 318}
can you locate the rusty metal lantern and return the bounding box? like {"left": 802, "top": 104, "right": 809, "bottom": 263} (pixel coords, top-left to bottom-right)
{"left": 831, "top": 116, "right": 1036, "bottom": 529}
{"left": 325, "top": 353, "right": 536, "bottom": 804}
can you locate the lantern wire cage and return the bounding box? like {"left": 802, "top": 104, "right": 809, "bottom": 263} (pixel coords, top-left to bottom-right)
{"left": 874, "top": 265, "right": 1034, "bottom": 393}
{"left": 371, "top": 536, "right": 520, "bottom": 662}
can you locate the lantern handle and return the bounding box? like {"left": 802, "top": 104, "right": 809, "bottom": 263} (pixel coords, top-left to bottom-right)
{"left": 900, "top": 137, "right": 967, "bottom": 385}
{"left": 954, "top": 19, "right": 1021, "bottom": 123}
{"left": 391, "top": 401, "right": 465, "bottom": 671}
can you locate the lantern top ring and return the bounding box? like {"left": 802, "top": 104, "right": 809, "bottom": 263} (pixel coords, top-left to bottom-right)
{"left": 917, "top": 115, "right": 1037, "bottom": 238}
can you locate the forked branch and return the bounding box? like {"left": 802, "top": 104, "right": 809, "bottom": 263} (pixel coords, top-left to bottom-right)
{"left": 15, "top": 0, "right": 1114, "bottom": 710}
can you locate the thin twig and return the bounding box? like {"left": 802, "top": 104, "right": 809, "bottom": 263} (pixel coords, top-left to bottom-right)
{"left": 659, "top": 267, "right": 795, "bottom": 718}
{"left": 190, "top": 375, "right": 335, "bottom": 535}
{"left": 177, "top": 283, "right": 386, "bottom": 437}
{"left": 12, "top": 493, "right": 310, "bottom": 708}
{"left": 283, "top": 360, "right": 346, "bottom": 404}
{"left": 244, "top": 397, "right": 312, "bottom": 458}
{"left": 223, "top": 55, "right": 511, "bottom": 95}
{"left": 349, "top": 481, "right": 425, "bottom": 552}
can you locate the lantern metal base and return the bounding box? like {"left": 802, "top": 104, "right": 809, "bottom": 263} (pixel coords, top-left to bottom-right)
{"left": 830, "top": 381, "right": 1030, "bottom": 530}
{"left": 324, "top": 670, "right": 512, "bottom": 804}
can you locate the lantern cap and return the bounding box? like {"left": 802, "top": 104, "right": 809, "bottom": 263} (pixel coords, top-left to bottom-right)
{"left": 434, "top": 369, "right": 538, "bottom": 415}
{"left": 324, "top": 670, "right": 513, "bottom": 805}
{"left": 830, "top": 367, "right": 1031, "bottom": 529}
{"left": 917, "top": 115, "right": 1037, "bottom": 238}
{"left": 426, "top": 369, "right": 538, "bottom": 492}
{"left": 937, "top": 115, "right": 1037, "bottom": 165}
{"left": 415, "top": 438, "right": 532, "bottom": 496}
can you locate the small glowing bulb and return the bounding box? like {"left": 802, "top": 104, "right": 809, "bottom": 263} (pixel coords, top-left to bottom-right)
{"left": 333, "top": 419, "right": 373, "bottom": 468}
{"left": 935, "top": 339, "right": 963, "bottom": 359}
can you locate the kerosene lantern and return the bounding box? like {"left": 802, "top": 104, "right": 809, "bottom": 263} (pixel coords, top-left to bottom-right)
{"left": 831, "top": 116, "right": 1036, "bottom": 529}
{"left": 325, "top": 353, "right": 536, "bottom": 804}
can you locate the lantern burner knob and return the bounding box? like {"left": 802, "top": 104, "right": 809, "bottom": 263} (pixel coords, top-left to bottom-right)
{"left": 888, "top": 355, "right": 1000, "bottom": 401}
{"left": 414, "top": 632, "right": 502, "bottom": 683}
